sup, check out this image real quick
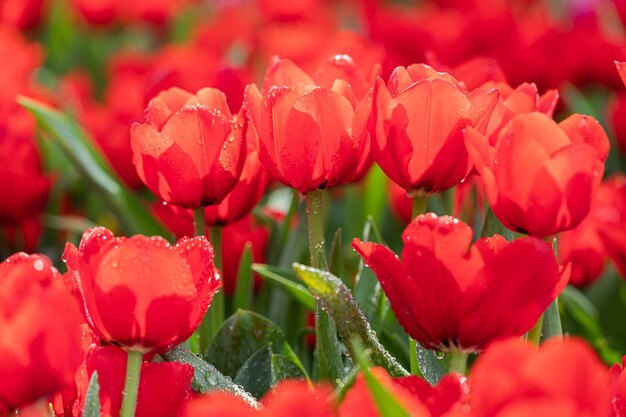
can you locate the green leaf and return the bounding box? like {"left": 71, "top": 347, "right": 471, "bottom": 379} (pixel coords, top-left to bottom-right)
{"left": 354, "top": 217, "right": 389, "bottom": 333}
{"left": 315, "top": 299, "right": 346, "bottom": 383}
{"left": 252, "top": 264, "right": 315, "bottom": 310}
{"left": 234, "top": 243, "right": 254, "bottom": 312}
{"left": 204, "top": 310, "right": 285, "bottom": 378}
{"left": 479, "top": 207, "right": 515, "bottom": 240}
{"left": 293, "top": 263, "right": 408, "bottom": 377}
{"left": 18, "top": 96, "right": 166, "bottom": 236}
{"left": 234, "top": 345, "right": 305, "bottom": 399}
{"left": 415, "top": 345, "right": 445, "bottom": 385}
{"left": 541, "top": 299, "right": 563, "bottom": 340}
{"left": 83, "top": 372, "right": 101, "bottom": 417}
{"left": 352, "top": 341, "right": 412, "bottom": 417}
{"left": 162, "top": 344, "right": 260, "bottom": 408}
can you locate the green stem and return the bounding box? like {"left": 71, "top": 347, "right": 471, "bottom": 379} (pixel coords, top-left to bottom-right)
{"left": 119, "top": 350, "right": 143, "bottom": 417}
{"left": 198, "top": 226, "right": 224, "bottom": 354}
{"left": 412, "top": 193, "right": 428, "bottom": 219}
{"left": 529, "top": 236, "right": 563, "bottom": 343}
{"left": 448, "top": 350, "right": 468, "bottom": 374}
{"left": 306, "top": 190, "right": 328, "bottom": 270}
{"left": 409, "top": 339, "right": 419, "bottom": 375}
{"left": 194, "top": 207, "right": 205, "bottom": 237}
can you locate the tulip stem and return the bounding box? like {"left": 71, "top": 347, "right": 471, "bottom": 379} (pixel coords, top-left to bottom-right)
{"left": 306, "top": 190, "right": 328, "bottom": 270}
{"left": 528, "top": 236, "right": 562, "bottom": 344}
{"left": 120, "top": 350, "right": 143, "bottom": 417}
{"left": 448, "top": 350, "right": 468, "bottom": 374}
{"left": 197, "top": 226, "right": 224, "bottom": 354}
{"left": 409, "top": 339, "right": 419, "bottom": 375}
{"left": 194, "top": 208, "right": 205, "bottom": 237}
{"left": 412, "top": 192, "right": 428, "bottom": 219}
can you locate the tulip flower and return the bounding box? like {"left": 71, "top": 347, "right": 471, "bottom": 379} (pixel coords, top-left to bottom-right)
{"left": 0, "top": 253, "right": 82, "bottom": 412}
{"left": 372, "top": 63, "right": 499, "bottom": 195}
{"left": 465, "top": 111, "right": 610, "bottom": 237}
{"left": 244, "top": 55, "right": 378, "bottom": 194}
{"left": 130, "top": 86, "right": 247, "bottom": 208}
{"left": 352, "top": 213, "right": 569, "bottom": 352}
{"left": 593, "top": 175, "right": 626, "bottom": 277}
{"left": 470, "top": 338, "right": 611, "bottom": 417}
{"left": 608, "top": 355, "right": 626, "bottom": 417}
{"left": 63, "top": 226, "right": 221, "bottom": 352}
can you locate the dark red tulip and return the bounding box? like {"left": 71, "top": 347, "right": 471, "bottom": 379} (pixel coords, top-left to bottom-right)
{"left": 465, "top": 111, "right": 610, "bottom": 237}
{"left": 245, "top": 55, "right": 378, "bottom": 194}
{"left": 131, "top": 87, "right": 247, "bottom": 208}
{"left": 63, "top": 226, "right": 221, "bottom": 353}
{"left": 372, "top": 64, "right": 499, "bottom": 195}
{"left": 353, "top": 213, "right": 569, "bottom": 351}
{"left": 470, "top": 338, "right": 611, "bottom": 417}
{"left": 0, "top": 253, "right": 82, "bottom": 412}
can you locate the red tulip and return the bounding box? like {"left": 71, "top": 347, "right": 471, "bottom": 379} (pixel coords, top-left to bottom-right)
{"left": 558, "top": 217, "right": 606, "bottom": 287}
{"left": 608, "top": 355, "right": 626, "bottom": 417}
{"left": 465, "top": 111, "right": 609, "bottom": 237}
{"left": 352, "top": 213, "right": 569, "bottom": 351}
{"left": 616, "top": 61, "right": 626, "bottom": 87}
{"left": 0, "top": 253, "right": 82, "bottom": 412}
{"left": 245, "top": 55, "right": 377, "bottom": 194}
{"left": 393, "top": 374, "right": 467, "bottom": 417}
{"left": 372, "top": 64, "right": 499, "bottom": 195}
{"left": 469, "top": 338, "right": 611, "bottom": 417}
{"left": 204, "top": 137, "right": 270, "bottom": 226}
{"left": 131, "top": 86, "right": 247, "bottom": 208}
{"left": 593, "top": 175, "right": 626, "bottom": 277}
{"left": 73, "top": 346, "right": 193, "bottom": 417}
{"left": 63, "top": 226, "right": 221, "bottom": 352}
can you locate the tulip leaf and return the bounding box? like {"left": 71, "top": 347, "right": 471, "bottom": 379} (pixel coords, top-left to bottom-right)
{"left": 251, "top": 264, "right": 315, "bottom": 310}
{"left": 162, "top": 344, "right": 260, "bottom": 408}
{"left": 234, "top": 243, "right": 254, "bottom": 312}
{"left": 18, "top": 96, "right": 166, "bottom": 236}
{"left": 315, "top": 298, "right": 346, "bottom": 383}
{"left": 204, "top": 309, "right": 307, "bottom": 381}
{"left": 293, "top": 263, "right": 409, "bottom": 377}
{"left": 415, "top": 344, "right": 445, "bottom": 385}
{"left": 83, "top": 372, "right": 101, "bottom": 417}
{"left": 354, "top": 217, "right": 389, "bottom": 333}
{"left": 541, "top": 298, "right": 563, "bottom": 341}
{"left": 479, "top": 207, "right": 515, "bottom": 240}
{"left": 234, "top": 345, "right": 305, "bottom": 399}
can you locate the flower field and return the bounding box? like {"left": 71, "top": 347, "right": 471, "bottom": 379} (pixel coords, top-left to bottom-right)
{"left": 2, "top": 1, "right": 626, "bottom": 416}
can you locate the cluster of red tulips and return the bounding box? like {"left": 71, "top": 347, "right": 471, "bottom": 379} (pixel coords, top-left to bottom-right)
{"left": 3, "top": 1, "right": 626, "bottom": 416}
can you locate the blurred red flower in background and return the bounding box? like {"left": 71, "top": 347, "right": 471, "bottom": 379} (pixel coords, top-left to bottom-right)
{"left": 245, "top": 55, "right": 378, "bottom": 194}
